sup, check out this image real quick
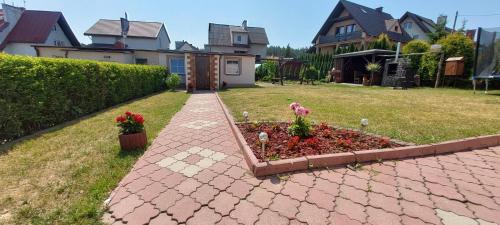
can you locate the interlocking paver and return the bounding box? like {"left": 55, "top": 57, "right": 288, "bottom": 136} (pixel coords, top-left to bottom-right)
{"left": 104, "top": 93, "right": 500, "bottom": 225}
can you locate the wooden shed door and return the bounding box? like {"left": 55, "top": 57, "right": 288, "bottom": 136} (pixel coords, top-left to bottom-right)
{"left": 195, "top": 56, "right": 210, "bottom": 90}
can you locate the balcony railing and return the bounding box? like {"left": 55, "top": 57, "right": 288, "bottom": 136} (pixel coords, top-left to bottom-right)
{"left": 318, "top": 31, "right": 363, "bottom": 45}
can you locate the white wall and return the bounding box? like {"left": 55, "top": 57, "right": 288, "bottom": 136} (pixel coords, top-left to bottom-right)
{"left": 89, "top": 26, "right": 170, "bottom": 51}
{"left": 157, "top": 26, "right": 170, "bottom": 50}
{"left": 0, "top": 4, "right": 23, "bottom": 44}
{"left": 3, "top": 43, "right": 37, "bottom": 56}
{"left": 207, "top": 44, "right": 267, "bottom": 57}
{"left": 45, "top": 23, "right": 72, "bottom": 47}
{"left": 219, "top": 55, "right": 255, "bottom": 87}
{"left": 248, "top": 44, "right": 267, "bottom": 58}
{"left": 401, "top": 17, "right": 430, "bottom": 41}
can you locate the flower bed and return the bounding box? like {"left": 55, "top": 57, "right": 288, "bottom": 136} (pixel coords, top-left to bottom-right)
{"left": 237, "top": 122, "right": 405, "bottom": 162}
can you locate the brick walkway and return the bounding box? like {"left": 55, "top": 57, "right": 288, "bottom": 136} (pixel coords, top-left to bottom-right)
{"left": 103, "top": 92, "right": 500, "bottom": 225}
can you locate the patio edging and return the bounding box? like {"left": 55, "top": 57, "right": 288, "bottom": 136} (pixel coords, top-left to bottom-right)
{"left": 215, "top": 93, "right": 500, "bottom": 177}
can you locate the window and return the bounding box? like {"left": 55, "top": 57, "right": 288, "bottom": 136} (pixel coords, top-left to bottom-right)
{"left": 234, "top": 50, "right": 247, "bottom": 54}
{"left": 225, "top": 59, "right": 240, "bottom": 75}
{"left": 413, "top": 34, "right": 419, "bottom": 39}
{"left": 394, "top": 26, "right": 399, "bottom": 32}
{"left": 336, "top": 26, "right": 346, "bottom": 36}
{"left": 169, "top": 58, "right": 185, "bottom": 75}
{"left": 237, "top": 35, "right": 242, "bottom": 42}
{"left": 346, "top": 24, "right": 356, "bottom": 33}
{"left": 53, "top": 25, "right": 57, "bottom": 31}
{"left": 404, "top": 22, "right": 413, "bottom": 30}
{"left": 135, "top": 58, "right": 148, "bottom": 64}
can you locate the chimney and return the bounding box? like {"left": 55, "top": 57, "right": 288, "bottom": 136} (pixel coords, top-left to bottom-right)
{"left": 436, "top": 15, "right": 447, "bottom": 25}
{"left": 242, "top": 20, "right": 248, "bottom": 30}
{"left": 375, "top": 7, "right": 383, "bottom": 13}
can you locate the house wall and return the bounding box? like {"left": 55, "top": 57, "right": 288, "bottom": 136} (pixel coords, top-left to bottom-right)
{"left": 232, "top": 32, "right": 249, "bottom": 45}
{"left": 3, "top": 43, "right": 37, "bottom": 56}
{"left": 207, "top": 44, "right": 267, "bottom": 58}
{"left": 219, "top": 55, "right": 255, "bottom": 87}
{"left": 45, "top": 23, "right": 73, "bottom": 47}
{"left": 161, "top": 52, "right": 187, "bottom": 84}
{"left": 67, "top": 51, "right": 134, "bottom": 63}
{"left": 248, "top": 44, "right": 267, "bottom": 58}
{"left": 134, "top": 50, "right": 161, "bottom": 65}
{"left": 90, "top": 29, "right": 170, "bottom": 51}
{"left": 0, "top": 4, "right": 23, "bottom": 44}
{"left": 401, "top": 17, "right": 430, "bottom": 41}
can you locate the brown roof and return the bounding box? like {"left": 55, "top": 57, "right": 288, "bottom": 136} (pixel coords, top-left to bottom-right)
{"left": 208, "top": 23, "right": 269, "bottom": 46}
{"left": 84, "top": 19, "right": 168, "bottom": 40}
{"left": 0, "top": 10, "right": 80, "bottom": 49}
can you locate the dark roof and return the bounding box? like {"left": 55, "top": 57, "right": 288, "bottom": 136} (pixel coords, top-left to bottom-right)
{"left": 313, "top": 0, "right": 410, "bottom": 43}
{"left": 0, "top": 10, "right": 79, "bottom": 49}
{"left": 208, "top": 23, "right": 269, "bottom": 46}
{"left": 85, "top": 19, "right": 170, "bottom": 42}
{"left": 400, "top": 12, "right": 436, "bottom": 33}
{"left": 175, "top": 41, "right": 198, "bottom": 50}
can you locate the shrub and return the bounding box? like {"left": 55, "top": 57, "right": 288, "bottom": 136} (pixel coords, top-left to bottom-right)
{"left": 165, "top": 73, "right": 181, "bottom": 91}
{"left": 301, "top": 66, "right": 319, "bottom": 81}
{"left": 403, "top": 40, "right": 430, "bottom": 71}
{"left": 115, "top": 111, "right": 145, "bottom": 134}
{"left": 370, "top": 33, "right": 393, "bottom": 50}
{"left": 0, "top": 54, "right": 167, "bottom": 141}
{"left": 255, "top": 61, "right": 277, "bottom": 81}
{"left": 438, "top": 33, "right": 475, "bottom": 76}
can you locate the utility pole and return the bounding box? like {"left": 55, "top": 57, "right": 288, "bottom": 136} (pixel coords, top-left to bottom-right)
{"left": 452, "top": 11, "right": 458, "bottom": 32}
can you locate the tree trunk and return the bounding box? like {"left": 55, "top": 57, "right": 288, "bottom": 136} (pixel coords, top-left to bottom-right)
{"left": 369, "top": 72, "right": 374, "bottom": 86}
{"left": 434, "top": 53, "right": 445, "bottom": 88}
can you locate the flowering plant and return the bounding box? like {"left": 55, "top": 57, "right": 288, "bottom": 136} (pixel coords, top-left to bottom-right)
{"left": 287, "top": 102, "right": 311, "bottom": 137}
{"left": 115, "top": 111, "right": 145, "bottom": 135}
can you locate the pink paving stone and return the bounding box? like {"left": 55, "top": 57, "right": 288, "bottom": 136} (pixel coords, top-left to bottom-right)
{"left": 151, "top": 189, "right": 183, "bottom": 212}
{"left": 369, "top": 180, "right": 399, "bottom": 198}
{"left": 255, "top": 209, "right": 289, "bottom": 225}
{"left": 184, "top": 154, "right": 204, "bottom": 164}
{"left": 226, "top": 180, "right": 253, "bottom": 198}
{"left": 125, "top": 176, "right": 154, "bottom": 193}
{"left": 175, "top": 178, "right": 202, "bottom": 195}
{"left": 397, "top": 177, "right": 429, "bottom": 194}
{"left": 366, "top": 206, "right": 402, "bottom": 225}
{"left": 149, "top": 213, "right": 177, "bottom": 225}
{"left": 217, "top": 216, "right": 240, "bottom": 225}
{"left": 290, "top": 172, "right": 315, "bottom": 187}
{"left": 209, "top": 162, "right": 232, "bottom": 174}
{"left": 247, "top": 187, "right": 275, "bottom": 208}
{"left": 136, "top": 163, "right": 161, "bottom": 176}
{"left": 269, "top": 194, "right": 300, "bottom": 219}
{"left": 296, "top": 202, "right": 330, "bottom": 224}
{"left": 136, "top": 182, "right": 166, "bottom": 202}
{"left": 209, "top": 174, "right": 235, "bottom": 190}
{"left": 223, "top": 155, "right": 243, "bottom": 165}
{"left": 281, "top": 181, "right": 309, "bottom": 201}
{"left": 430, "top": 195, "right": 474, "bottom": 218}
{"left": 109, "top": 194, "right": 144, "bottom": 220}
{"left": 186, "top": 207, "right": 222, "bottom": 225}
{"left": 108, "top": 187, "right": 131, "bottom": 207}
{"left": 400, "top": 200, "right": 442, "bottom": 225}
{"left": 371, "top": 172, "right": 398, "bottom": 186}
{"left": 193, "top": 169, "right": 218, "bottom": 183}
{"left": 468, "top": 203, "right": 500, "bottom": 223}
{"left": 306, "top": 188, "right": 336, "bottom": 210}
{"left": 328, "top": 212, "right": 363, "bottom": 225}
{"left": 343, "top": 174, "right": 369, "bottom": 191}
{"left": 161, "top": 172, "right": 187, "bottom": 188}
{"left": 426, "top": 182, "right": 465, "bottom": 201}
{"left": 461, "top": 189, "right": 500, "bottom": 210}
{"left": 208, "top": 192, "right": 240, "bottom": 216}
{"left": 314, "top": 178, "right": 340, "bottom": 196}
{"left": 167, "top": 193, "right": 201, "bottom": 223}
{"left": 317, "top": 170, "right": 344, "bottom": 184}
{"left": 399, "top": 187, "right": 434, "bottom": 208}
{"left": 367, "top": 192, "right": 402, "bottom": 215}
{"left": 147, "top": 168, "right": 172, "bottom": 182}
{"left": 259, "top": 176, "right": 285, "bottom": 194}
{"left": 230, "top": 200, "right": 263, "bottom": 225}
{"left": 191, "top": 184, "right": 219, "bottom": 205}
{"left": 224, "top": 166, "right": 248, "bottom": 179}
{"left": 339, "top": 185, "right": 368, "bottom": 206}
{"left": 452, "top": 179, "right": 492, "bottom": 196}
{"left": 401, "top": 215, "right": 429, "bottom": 225}
{"left": 122, "top": 202, "right": 159, "bottom": 225}
{"left": 334, "top": 198, "right": 367, "bottom": 223}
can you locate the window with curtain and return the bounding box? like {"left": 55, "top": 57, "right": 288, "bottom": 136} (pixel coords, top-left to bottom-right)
{"left": 170, "top": 58, "right": 185, "bottom": 75}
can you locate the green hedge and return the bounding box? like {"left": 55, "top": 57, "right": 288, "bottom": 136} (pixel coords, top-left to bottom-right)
{"left": 0, "top": 54, "right": 168, "bottom": 141}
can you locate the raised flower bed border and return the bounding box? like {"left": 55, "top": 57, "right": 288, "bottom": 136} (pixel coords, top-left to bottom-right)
{"left": 215, "top": 93, "right": 500, "bottom": 177}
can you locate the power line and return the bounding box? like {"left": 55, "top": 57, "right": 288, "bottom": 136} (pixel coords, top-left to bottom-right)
{"left": 458, "top": 13, "right": 500, "bottom": 17}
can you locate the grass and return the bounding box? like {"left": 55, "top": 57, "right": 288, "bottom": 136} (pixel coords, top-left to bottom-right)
{"left": 0, "top": 91, "right": 189, "bottom": 225}
{"left": 219, "top": 82, "right": 500, "bottom": 144}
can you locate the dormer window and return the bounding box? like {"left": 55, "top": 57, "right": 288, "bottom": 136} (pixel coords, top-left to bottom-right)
{"left": 237, "top": 35, "right": 242, "bottom": 42}
{"left": 395, "top": 26, "right": 399, "bottom": 32}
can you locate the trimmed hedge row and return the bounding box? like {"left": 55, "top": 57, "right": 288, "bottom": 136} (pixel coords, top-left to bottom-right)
{"left": 0, "top": 54, "right": 168, "bottom": 141}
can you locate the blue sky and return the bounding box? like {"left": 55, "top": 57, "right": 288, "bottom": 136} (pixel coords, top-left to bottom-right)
{"left": 17, "top": 0, "right": 500, "bottom": 48}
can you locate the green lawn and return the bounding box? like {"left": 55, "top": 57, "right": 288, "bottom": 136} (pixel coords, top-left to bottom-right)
{"left": 219, "top": 82, "right": 500, "bottom": 144}
{"left": 0, "top": 91, "right": 189, "bottom": 225}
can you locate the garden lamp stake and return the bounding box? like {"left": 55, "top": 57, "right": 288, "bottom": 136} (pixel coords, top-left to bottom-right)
{"left": 259, "top": 132, "right": 269, "bottom": 160}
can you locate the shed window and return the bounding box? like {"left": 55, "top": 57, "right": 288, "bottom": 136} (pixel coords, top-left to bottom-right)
{"left": 170, "top": 58, "right": 185, "bottom": 75}
{"left": 225, "top": 59, "right": 240, "bottom": 75}
{"left": 136, "top": 58, "right": 148, "bottom": 64}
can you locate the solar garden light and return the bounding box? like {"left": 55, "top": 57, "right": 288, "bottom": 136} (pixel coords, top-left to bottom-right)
{"left": 360, "top": 118, "right": 369, "bottom": 133}
{"left": 259, "top": 132, "right": 269, "bottom": 159}
{"left": 243, "top": 111, "right": 249, "bottom": 123}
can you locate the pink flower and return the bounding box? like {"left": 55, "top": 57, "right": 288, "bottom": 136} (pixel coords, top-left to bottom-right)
{"left": 295, "top": 106, "right": 310, "bottom": 116}
{"left": 289, "top": 102, "right": 300, "bottom": 110}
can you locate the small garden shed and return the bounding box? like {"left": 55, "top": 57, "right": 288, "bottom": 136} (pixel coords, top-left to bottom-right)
{"left": 332, "top": 49, "right": 395, "bottom": 85}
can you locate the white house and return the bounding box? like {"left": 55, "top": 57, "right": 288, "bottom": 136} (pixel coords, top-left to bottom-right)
{"left": 399, "top": 12, "right": 448, "bottom": 41}
{"left": 84, "top": 19, "right": 171, "bottom": 52}
{"left": 205, "top": 20, "right": 269, "bottom": 60}
{"left": 0, "top": 3, "right": 80, "bottom": 56}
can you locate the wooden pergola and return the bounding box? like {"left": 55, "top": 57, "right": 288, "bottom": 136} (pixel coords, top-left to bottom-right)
{"left": 332, "top": 49, "right": 395, "bottom": 85}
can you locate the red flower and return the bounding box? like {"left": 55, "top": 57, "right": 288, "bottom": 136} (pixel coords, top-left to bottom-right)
{"left": 287, "top": 136, "right": 301, "bottom": 150}
{"left": 125, "top": 111, "right": 133, "bottom": 116}
{"left": 305, "top": 137, "right": 319, "bottom": 147}
{"left": 133, "top": 114, "right": 145, "bottom": 124}
{"left": 115, "top": 115, "right": 126, "bottom": 123}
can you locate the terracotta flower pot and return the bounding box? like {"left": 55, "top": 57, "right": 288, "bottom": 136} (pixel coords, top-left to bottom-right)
{"left": 119, "top": 130, "right": 147, "bottom": 150}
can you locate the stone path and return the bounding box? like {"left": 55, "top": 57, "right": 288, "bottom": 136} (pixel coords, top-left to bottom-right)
{"left": 103, "top": 92, "right": 500, "bottom": 225}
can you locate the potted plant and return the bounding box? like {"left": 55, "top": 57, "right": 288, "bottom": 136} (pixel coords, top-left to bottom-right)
{"left": 115, "top": 111, "right": 147, "bottom": 150}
